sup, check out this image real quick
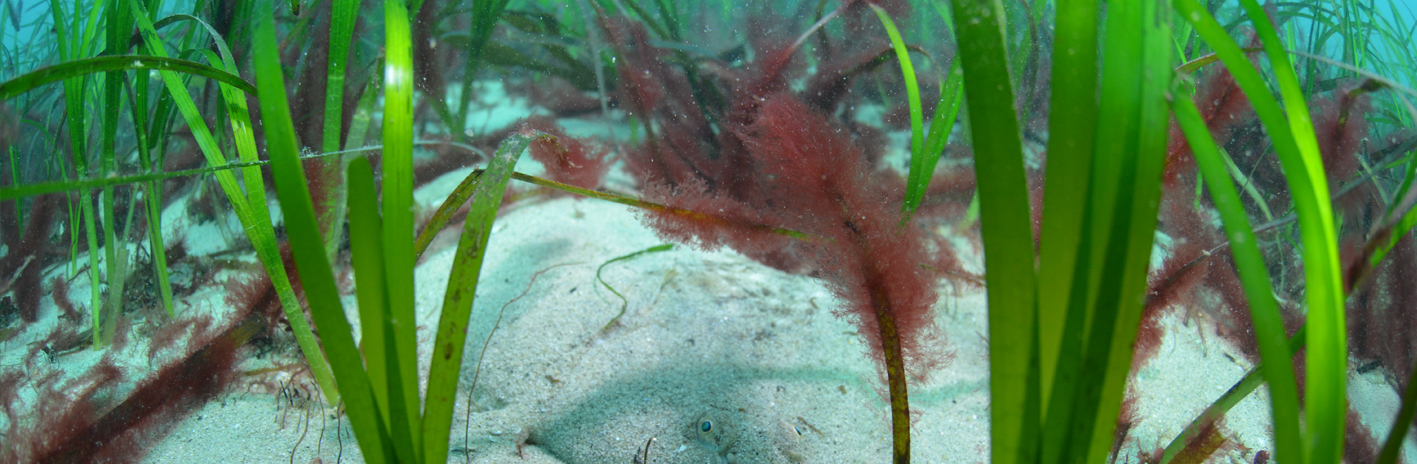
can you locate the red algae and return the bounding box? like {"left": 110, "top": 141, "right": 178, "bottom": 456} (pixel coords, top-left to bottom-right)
{"left": 4, "top": 266, "right": 277, "bottom": 463}
{"left": 637, "top": 92, "right": 949, "bottom": 382}
{"left": 522, "top": 117, "right": 612, "bottom": 192}
{"left": 1, "top": 193, "right": 60, "bottom": 322}
{"left": 49, "top": 276, "right": 81, "bottom": 325}
{"left": 1349, "top": 234, "right": 1417, "bottom": 386}
{"left": 1343, "top": 407, "right": 1380, "bottom": 464}
{"left": 591, "top": 14, "right": 975, "bottom": 447}
{"left": 32, "top": 315, "right": 259, "bottom": 464}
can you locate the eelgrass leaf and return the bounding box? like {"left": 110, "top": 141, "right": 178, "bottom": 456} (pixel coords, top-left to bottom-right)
{"left": 412, "top": 169, "right": 819, "bottom": 248}
{"left": 650, "top": 0, "right": 681, "bottom": 41}
{"left": 0, "top": 159, "right": 270, "bottom": 201}
{"left": 489, "top": 17, "right": 596, "bottom": 90}
{"left": 1160, "top": 325, "right": 1307, "bottom": 464}
{"left": 868, "top": 4, "right": 925, "bottom": 223}
{"left": 98, "top": 0, "right": 133, "bottom": 345}
{"left": 949, "top": 1, "right": 1038, "bottom": 463}
{"left": 347, "top": 156, "right": 419, "bottom": 464}
{"left": 49, "top": 0, "right": 103, "bottom": 348}
{"left": 0, "top": 55, "right": 255, "bottom": 100}
{"left": 514, "top": 171, "right": 817, "bottom": 241}
{"left": 345, "top": 66, "right": 382, "bottom": 151}
{"left": 1035, "top": 0, "right": 1097, "bottom": 426}
{"left": 347, "top": 156, "right": 394, "bottom": 434}
{"left": 422, "top": 130, "right": 542, "bottom": 464}
{"left": 900, "top": 28, "right": 963, "bottom": 222}
{"left": 1219, "top": 146, "right": 1275, "bottom": 222}
{"left": 1044, "top": 3, "right": 1172, "bottom": 463}
{"left": 413, "top": 168, "right": 484, "bottom": 261}
{"left": 381, "top": 1, "right": 425, "bottom": 456}
{"left": 1168, "top": 92, "right": 1303, "bottom": 464}
{"left": 136, "top": 8, "right": 267, "bottom": 229}
{"left": 926, "top": 58, "right": 964, "bottom": 150}
{"left": 1370, "top": 156, "right": 1417, "bottom": 269}
{"left": 1239, "top": 15, "right": 1350, "bottom": 459}
{"left": 1174, "top": 49, "right": 1260, "bottom": 75}
{"left": 477, "top": 41, "right": 600, "bottom": 91}
{"left": 123, "top": 38, "right": 174, "bottom": 319}
{"left": 317, "top": 0, "right": 361, "bottom": 262}
{"left": 596, "top": 244, "right": 674, "bottom": 332}
{"left": 252, "top": 0, "right": 388, "bottom": 461}
{"left": 128, "top": 0, "right": 341, "bottom": 407}
{"left": 1078, "top": 6, "right": 1170, "bottom": 461}
{"left": 453, "top": 0, "right": 511, "bottom": 134}
{"left": 1179, "top": 1, "right": 1345, "bottom": 460}
{"left": 618, "top": 0, "right": 671, "bottom": 40}
{"left": 150, "top": 13, "right": 241, "bottom": 71}
{"left": 1044, "top": 0, "right": 1142, "bottom": 461}
{"left": 324, "top": 0, "right": 358, "bottom": 154}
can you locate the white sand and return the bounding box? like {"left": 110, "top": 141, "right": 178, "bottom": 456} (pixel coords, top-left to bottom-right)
{"left": 129, "top": 187, "right": 990, "bottom": 463}
{"left": 140, "top": 191, "right": 1403, "bottom": 463}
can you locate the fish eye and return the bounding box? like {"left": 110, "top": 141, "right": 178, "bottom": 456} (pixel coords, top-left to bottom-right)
{"left": 701, "top": 420, "right": 713, "bottom": 432}
{"left": 792, "top": 426, "right": 803, "bottom": 436}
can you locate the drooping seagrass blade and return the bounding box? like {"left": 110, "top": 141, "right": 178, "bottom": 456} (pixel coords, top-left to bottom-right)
{"left": 420, "top": 129, "right": 544, "bottom": 464}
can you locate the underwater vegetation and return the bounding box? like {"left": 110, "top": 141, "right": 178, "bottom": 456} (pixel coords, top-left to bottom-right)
{"left": 0, "top": 0, "right": 1415, "bottom": 462}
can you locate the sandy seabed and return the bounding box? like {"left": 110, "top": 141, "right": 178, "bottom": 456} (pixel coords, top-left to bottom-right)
{"left": 138, "top": 190, "right": 1394, "bottom": 464}
{"left": 2, "top": 81, "right": 1410, "bottom": 463}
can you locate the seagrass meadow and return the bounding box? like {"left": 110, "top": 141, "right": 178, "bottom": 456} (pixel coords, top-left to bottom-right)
{"left": 2, "top": 0, "right": 1417, "bottom": 462}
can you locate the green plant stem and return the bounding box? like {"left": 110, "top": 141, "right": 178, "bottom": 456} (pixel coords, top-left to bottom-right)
{"left": 875, "top": 295, "right": 912, "bottom": 464}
